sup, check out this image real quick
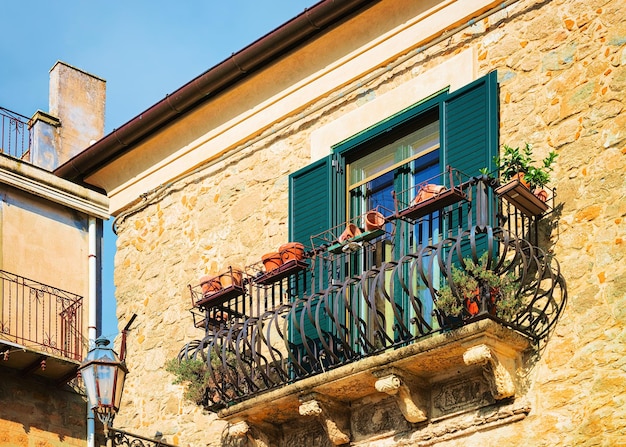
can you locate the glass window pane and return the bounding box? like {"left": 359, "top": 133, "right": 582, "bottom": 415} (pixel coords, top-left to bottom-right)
{"left": 367, "top": 170, "right": 394, "bottom": 214}
{"left": 348, "top": 117, "right": 439, "bottom": 191}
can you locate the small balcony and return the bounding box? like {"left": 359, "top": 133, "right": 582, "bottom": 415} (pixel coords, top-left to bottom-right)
{"left": 0, "top": 270, "right": 84, "bottom": 384}
{"left": 177, "top": 175, "right": 566, "bottom": 444}
{"left": 0, "top": 106, "right": 31, "bottom": 162}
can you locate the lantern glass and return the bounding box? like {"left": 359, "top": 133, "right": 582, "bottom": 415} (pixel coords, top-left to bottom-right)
{"left": 114, "top": 365, "right": 126, "bottom": 410}
{"left": 79, "top": 337, "right": 128, "bottom": 415}
{"left": 95, "top": 363, "right": 115, "bottom": 406}
{"left": 81, "top": 363, "right": 98, "bottom": 409}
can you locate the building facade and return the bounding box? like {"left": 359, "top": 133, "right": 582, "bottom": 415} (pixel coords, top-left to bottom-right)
{"left": 58, "top": 0, "right": 626, "bottom": 445}
{"left": 1, "top": 62, "right": 108, "bottom": 446}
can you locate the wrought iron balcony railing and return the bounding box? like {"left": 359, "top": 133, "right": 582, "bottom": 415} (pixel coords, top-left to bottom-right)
{"left": 107, "top": 428, "right": 177, "bottom": 447}
{"left": 178, "top": 176, "right": 566, "bottom": 411}
{"left": 0, "top": 106, "right": 31, "bottom": 161}
{"left": 0, "top": 270, "right": 84, "bottom": 361}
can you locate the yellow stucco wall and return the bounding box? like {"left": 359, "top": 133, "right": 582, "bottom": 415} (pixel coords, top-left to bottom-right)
{"left": 0, "top": 155, "right": 108, "bottom": 447}
{"left": 1, "top": 187, "right": 89, "bottom": 294}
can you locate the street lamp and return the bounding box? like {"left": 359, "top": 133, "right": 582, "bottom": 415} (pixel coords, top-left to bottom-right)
{"left": 79, "top": 337, "right": 128, "bottom": 446}
{"left": 79, "top": 316, "right": 175, "bottom": 447}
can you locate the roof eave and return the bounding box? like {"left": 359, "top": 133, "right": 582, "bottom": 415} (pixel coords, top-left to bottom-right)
{"left": 54, "top": 0, "right": 380, "bottom": 183}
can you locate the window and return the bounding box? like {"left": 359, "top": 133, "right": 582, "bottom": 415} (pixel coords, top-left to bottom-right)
{"left": 288, "top": 71, "right": 499, "bottom": 351}
{"left": 346, "top": 111, "right": 440, "bottom": 222}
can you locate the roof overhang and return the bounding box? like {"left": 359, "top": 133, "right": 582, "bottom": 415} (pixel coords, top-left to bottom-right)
{"left": 54, "top": 0, "right": 380, "bottom": 185}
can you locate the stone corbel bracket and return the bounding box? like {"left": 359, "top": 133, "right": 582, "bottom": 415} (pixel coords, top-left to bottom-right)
{"left": 227, "top": 420, "right": 277, "bottom": 447}
{"left": 373, "top": 369, "right": 428, "bottom": 423}
{"left": 463, "top": 344, "right": 516, "bottom": 400}
{"left": 298, "top": 393, "right": 351, "bottom": 445}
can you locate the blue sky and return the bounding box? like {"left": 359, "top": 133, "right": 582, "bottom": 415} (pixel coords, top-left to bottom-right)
{"left": 1, "top": 0, "right": 315, "bottom": 339}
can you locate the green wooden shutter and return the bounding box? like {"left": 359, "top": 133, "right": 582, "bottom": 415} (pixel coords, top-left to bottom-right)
{"left": 289, "top": 156, "right": 333, "bottom": 250}
{"left": 443, "top": 71, "right": 499, "bottom": 261}
{"left": 443, "top": 71, "right": 498, "bottom": 178}
{"left": 288, "top": 156, "right": 335, "bottom": 363}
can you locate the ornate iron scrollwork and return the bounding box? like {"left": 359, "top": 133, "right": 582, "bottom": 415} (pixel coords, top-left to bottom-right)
{"left": 177, "top": 225, "right": 566, "bottom": 411}
{"left": 108, "top": 428, "right": 177, "bottom": 447}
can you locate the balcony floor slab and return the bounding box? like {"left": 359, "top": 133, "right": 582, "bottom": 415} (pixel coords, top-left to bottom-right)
{"left": 218, "top": 318, "right": 532, "bottom": 428}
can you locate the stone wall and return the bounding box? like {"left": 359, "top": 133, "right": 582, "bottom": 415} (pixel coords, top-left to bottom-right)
{"left": 111, "top": 0, "right": 626, "bottom": 445}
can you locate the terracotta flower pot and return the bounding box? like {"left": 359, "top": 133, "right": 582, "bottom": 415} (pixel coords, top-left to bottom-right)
{"left": 364, "top": 210, "right": 385, "bottom": 232}
{"left": 534, "top": 188, "right": 548, "bottom": 202}
{"left": 219, "top": 267, "right": 243, "bottom": 288}
{"left": 464, "top": 288, "right": 480, "bottom": 316}
{"left": 200, "top": 275, "right": 222, "bottom": 295}
{"left": 279, "top": 242, "right": 305, "bottom": 263}
{"left": 413, "top": 184, "right": 446, "bottom": 205}
{"left": 338, "top": 223, "right": 362, "bottom": 242}
{"left": 262, "top": 252, "right": 283, "bottom": 272}
{"left": 513, "top": 172, "right": 530, "bottom": 189}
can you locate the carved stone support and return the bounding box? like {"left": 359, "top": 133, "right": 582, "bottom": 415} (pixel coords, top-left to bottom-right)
{"left": 374, "top": 371, "right": 427, "bottom": 423}
{"left": 298, "top": 393, "right": 351, "bottom": 445}
{"left": 227, "top": 420, "right": 275, "bottom": 447}
{"left": 463, "top": 344, "right": 515, "bottom": 400}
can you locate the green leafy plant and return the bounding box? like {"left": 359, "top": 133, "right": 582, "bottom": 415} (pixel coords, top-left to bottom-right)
{"left": 494, "top": 143, "right": 558, "bottom": 190}
{"left": 166, "top": 348, "right": 244, "bottom": 410}
{"left": 436, "top": 253, "right": 522, "bottom": 323}
{"left": 167, "top": 348, "right": 234, "bottom": 403}
{"left": 166, "top": 357, "right": 210, "bottom": 405}
{"left": 437, "top": 264, "right": 478, "bottom": 317}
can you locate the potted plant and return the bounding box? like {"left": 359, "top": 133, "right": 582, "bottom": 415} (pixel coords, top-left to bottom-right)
{"left": 166, "top": 349, "right": 239, "bottom": 410}
{"left": 435, "top": 253, "right": 522, "bottom": 327}
{"left": 494, "top": 143, "right": 558, "bottom": 200}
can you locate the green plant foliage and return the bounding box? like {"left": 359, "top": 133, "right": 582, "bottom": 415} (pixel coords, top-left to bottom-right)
{"left": 165, "top": 349, "right": 237, "bottom": 409}
{"left": 165, "top": 357, "right": 209, "bottom": 405}
{"left": 494, "top": 143, "right": 558, "bottom": 190}
{"left": 436, "top": 253, "right": 523, "bottom": 321}
{"left": 437, "top": 266, "right": 478, "bottom": 317}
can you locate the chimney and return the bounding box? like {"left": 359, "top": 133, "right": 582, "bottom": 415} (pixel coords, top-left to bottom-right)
{"left": 30, "top": 61, "right": 106, "bottom": 170}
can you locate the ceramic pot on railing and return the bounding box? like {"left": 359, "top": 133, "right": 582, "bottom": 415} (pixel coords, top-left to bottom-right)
{"left": 364, "top": 210, "right": 385, "bottom": 232}
{"left": 413, "top": 184, "right": 447, "bottom": 205}
{"left": 513, "top": 172, "right": 530, "bottom": 189}
{"left": 200, "top": 275, "right": 222, "bottom": 295}
{"left": 533, "top": 188, "right": 548, "bottom": 202}
{"left": 279, "top": 242, "right": 305, "bottom": 263}
{"left": 262, "top": 252, "right": 283, "bottom": 272}
{"left": 219, "top": 267, "right": 244, "bottom": 288}
{"left": 338, "top": 223, "right": 361, "bottom": 242}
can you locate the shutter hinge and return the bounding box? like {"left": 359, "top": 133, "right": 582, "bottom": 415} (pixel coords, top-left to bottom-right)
{"left": 331, "top": 159, "right": 343, "bottom": 174}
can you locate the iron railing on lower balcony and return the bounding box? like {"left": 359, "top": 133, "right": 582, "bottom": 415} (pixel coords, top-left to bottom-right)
{"left": 107, "top": 428, "right": 178, "bottom": 447}
{"left": 0, "top": 107, "right": 31, "bottom": 161}
{"left": 179, "top": 177, "right": 566, "bottom": 411}
{"left": 0, "top": 270, "right": 84, "bottom": 361}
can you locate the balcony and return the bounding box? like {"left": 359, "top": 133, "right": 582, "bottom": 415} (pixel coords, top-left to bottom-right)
{"left": 0, "top": 107, "right": 31, "bottom": 162}
{"left": 177, "top": 176, "right": 566, "bottom": 444}
{"left": 0, "top": 270, "right": 84, "bottom": 384}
